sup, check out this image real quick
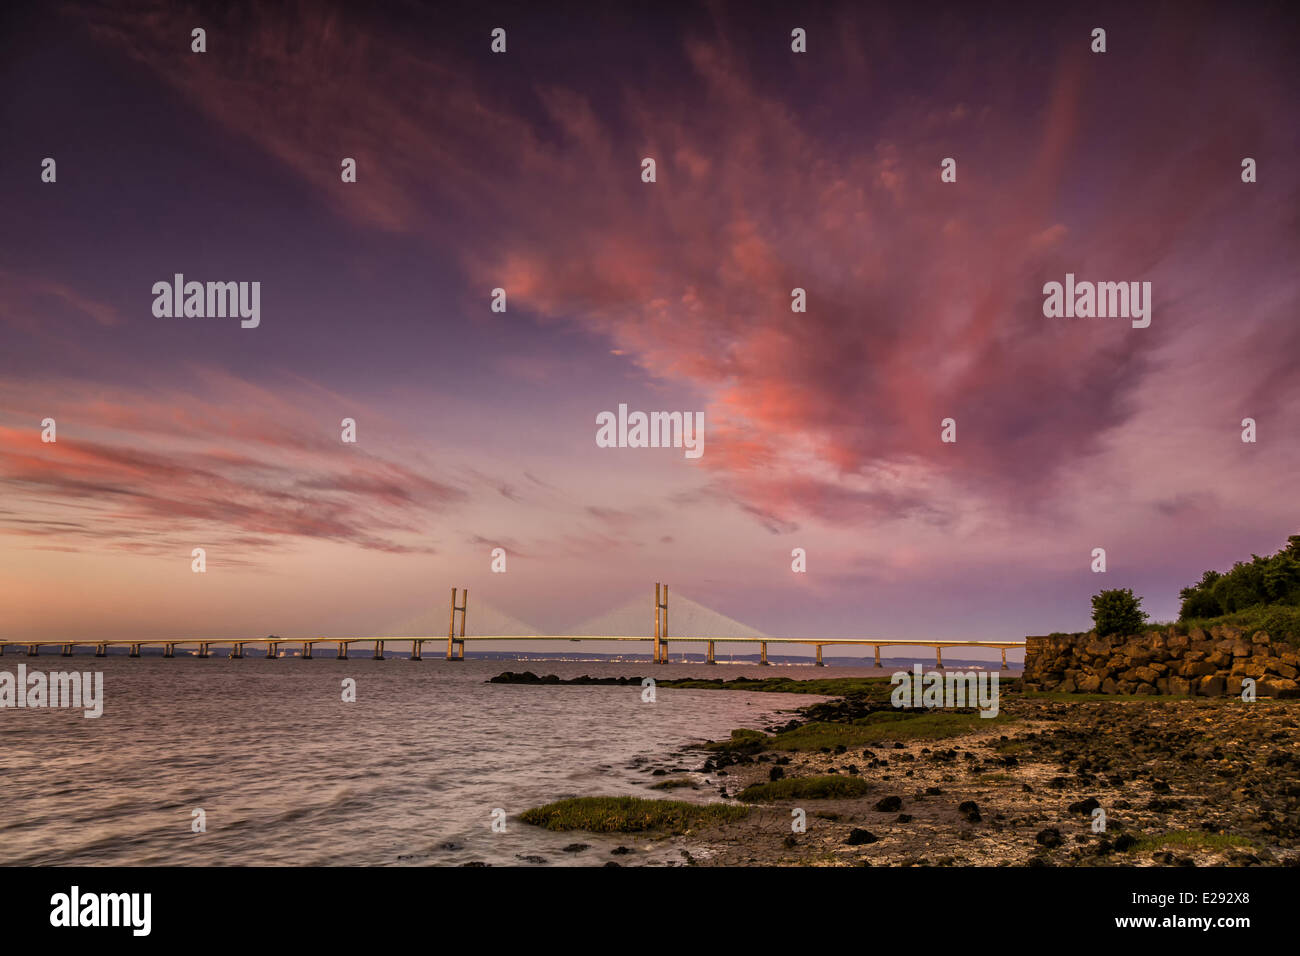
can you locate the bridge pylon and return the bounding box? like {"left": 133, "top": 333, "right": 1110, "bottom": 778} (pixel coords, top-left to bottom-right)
{"left": 447, "top": 588, "right": 467, "bottom": 660}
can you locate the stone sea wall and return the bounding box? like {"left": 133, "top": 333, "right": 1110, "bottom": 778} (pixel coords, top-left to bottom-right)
{"left": 1022, "top": 626, "right": 1299, "bottom": 698}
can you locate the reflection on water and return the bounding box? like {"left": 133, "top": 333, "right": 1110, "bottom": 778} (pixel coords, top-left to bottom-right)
{"left": 0, "top": 657, "right": 844, "bottom": 866}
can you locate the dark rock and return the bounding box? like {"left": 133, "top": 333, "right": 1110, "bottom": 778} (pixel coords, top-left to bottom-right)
{"left": 1035, "top": 828, "right": 1063, "bottom": 848}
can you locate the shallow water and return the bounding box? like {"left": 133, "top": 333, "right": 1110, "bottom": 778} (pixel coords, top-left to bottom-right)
{"left": 0, "top": 656, "right": 857, "bottom": 866}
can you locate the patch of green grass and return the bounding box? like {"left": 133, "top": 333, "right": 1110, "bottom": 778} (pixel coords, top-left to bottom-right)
{"left": 1131, "top": 830, "right": 1255, "bottom": 852}
{"left": 738, "top": 775, "right": 871, "bottom": 802}
{"left": 1178, "top": 604, "right": 1300, "bottom": 642}
{"left": 519, "top": 797, "right": 749, "bottom": 835}
{"left": 706, "top": 728, "right": 770, "bottom": 753}
{"left": 660, "top": 676, "right": 894, "bottom": 698}
{"left": 763, "top": 711, "right": 1013, "bottom": 751}
{"left": 852, "top": 711, "right": 918, "bottom": 724}
{"left": 649, "top": 777, "right": 697, "bottom": 790}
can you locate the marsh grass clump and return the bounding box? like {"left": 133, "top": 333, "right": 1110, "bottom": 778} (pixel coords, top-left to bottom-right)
{"left": 660, "top": 676, "right": 895, "bottom": 699}
{"left": 767, "top": 711, "right": 1013, "bottom": 751}
{"left": 706, "top": 728, "right": 769, "bottom": 754}
{"left": 738, "top": 775, "right": 870, "bottom": 802}
{"left": 519, "top": 797, "right": 749, "bottom": 834}
{"left": 708, "top": 710, "right": 1012, "bottom": 756}
{"left": 1131, "top": 830, "right": 1255, "bottom": 853}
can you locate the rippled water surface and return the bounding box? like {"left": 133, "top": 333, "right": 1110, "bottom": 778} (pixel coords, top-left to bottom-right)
{"left": 0, "top": 656, "right": 849, "bottom": 866}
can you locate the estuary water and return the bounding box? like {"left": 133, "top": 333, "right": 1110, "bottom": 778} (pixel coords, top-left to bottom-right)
{"left": 0, "top": 655, "right": 839, "bottom": 866}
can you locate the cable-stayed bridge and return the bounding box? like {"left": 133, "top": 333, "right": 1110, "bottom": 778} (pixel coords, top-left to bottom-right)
{"left": 0, "top": 583, "right": 1024, "bottom": 668}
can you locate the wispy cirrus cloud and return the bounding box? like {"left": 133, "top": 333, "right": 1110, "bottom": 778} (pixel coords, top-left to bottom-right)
{"left": 0, "top": 377, "right": 467, "bottom": 556}
{"left": 72, "top": 0, "right": 1300, "bottom": 541}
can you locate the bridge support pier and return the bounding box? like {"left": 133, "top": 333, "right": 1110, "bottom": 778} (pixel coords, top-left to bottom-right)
{"left": 303, "top": 642, "right": 312, "bottom": 659}
{"left": 96, "top": 643, "right": 107, "bottom": 657}
{"left": 1001, "top": 648, "right": 1007, "bottom": 669}
{"left": 815, "top": 645, "right": 824, "bottom": 667}
{"left": 61, "top": 644, "right": 73, "bottom": 657}
{"left": 652, "top": 583, "right": 670, "bottom": 664}
{"left": 874, "top": 645, "right": 881, "bottom": 667}
{"left": 198, "top": 643, "right": 209, "bottom": 658}
{"left": 229, "top": 644, "right": 242, "bottom": 659}
{"left": 267, "top": 643, "right": 278, "bottom": 659}
{"left": 759, "top": 642, "right": 769, "bottom": 666}
{"left": 27, "top": 644, "right": 39, "bottom": 656}
{"left": 447, "top": 587, "right": 468, "bottom": 660}
{"left": 163, "top": 643, "right": 175, "bottom": 658}
{"left": 935, "top": 646, "right": 943, "bottom": 669}
{"left": 337, "top": 642, "right": 348, "bottom": 660}
{"left": 373, "top": 641, "right": 385, "bottom": 660}
{"left": 706, "top": 641, "right": 716, "bottom": 664}
{"left": 411, "top": 640, "right": 422, "bottom": 661}
{"left": 130, "top": 644, "right": 141, "bottom": 658}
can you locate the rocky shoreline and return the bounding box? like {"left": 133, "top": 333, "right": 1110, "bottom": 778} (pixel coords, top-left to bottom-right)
{"left": 500, "top": 672, "right": 1300, "bottom": 866}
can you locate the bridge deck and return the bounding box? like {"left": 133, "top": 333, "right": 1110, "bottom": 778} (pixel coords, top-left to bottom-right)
{"left": 0, "top": 636, "right": 1024, "bottom": 648}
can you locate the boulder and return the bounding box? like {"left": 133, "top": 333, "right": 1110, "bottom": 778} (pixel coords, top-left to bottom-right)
{"left": 1257, "top": 678, "right": 1300, "bottom": 699}
{"left": 1197, "top": 675, "right": 1226, "bottom": 697}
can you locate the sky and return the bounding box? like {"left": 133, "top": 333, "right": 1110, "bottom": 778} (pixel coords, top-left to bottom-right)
{"left": 1, "top": 0, "right": 1297, "bottom": 657}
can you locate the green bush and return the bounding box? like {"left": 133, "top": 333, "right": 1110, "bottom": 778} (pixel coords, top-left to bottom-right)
{"left": 1178, "top": 535, "right": 1300, "bottom": 621}
{"left": 1091, "top": 588, "right": 1147, "bottom": 637}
